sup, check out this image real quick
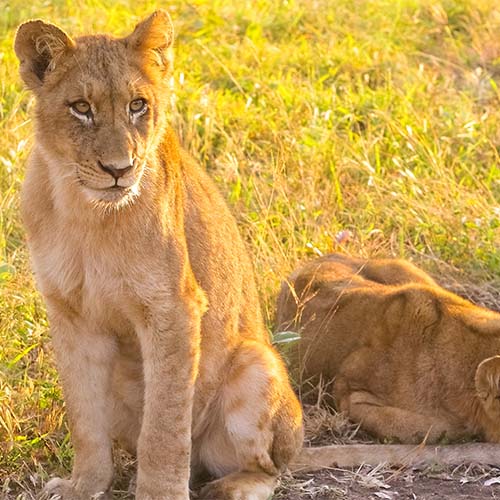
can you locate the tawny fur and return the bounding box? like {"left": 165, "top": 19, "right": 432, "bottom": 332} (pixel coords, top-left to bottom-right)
{"left": 277, "top": 253, "right": 500, "bottom": 445}
{"left": 15, "top": 11, "right": 303, "bottom": 500}
{"left": 292, "top": 442, "right": 500, "bottom": 470}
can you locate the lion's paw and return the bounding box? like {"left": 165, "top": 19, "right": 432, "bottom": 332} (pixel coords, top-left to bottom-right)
{"left": 198, "top": 475, "right": 274, "bottom": 500}
{"left": 40, "top": 478, "right": 110, "bottom": 500}
{"left": 198, "top": 481, "right": 238, "bottom": 500}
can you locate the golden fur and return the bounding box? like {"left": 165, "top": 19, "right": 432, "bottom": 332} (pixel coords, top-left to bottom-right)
{"left": 291, "top": 442, "right": 500, "bottom": 469}
{"left": 15, "top": 12, "right": 302, "bottom": 500}
{"left": 277, "top": 253, "right": 500, "bottom": 444}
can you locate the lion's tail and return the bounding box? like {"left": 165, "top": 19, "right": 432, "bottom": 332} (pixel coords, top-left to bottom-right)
{"left": 291, "top": 443, "right": 500, "bottom": 471}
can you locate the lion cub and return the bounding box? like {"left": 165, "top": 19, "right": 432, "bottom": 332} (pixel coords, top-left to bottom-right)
{"left": 277, "top": 253, "right": 500, "bottom": 444}
{"left": 14, "top": 11, "right": 302, "bottom": 500}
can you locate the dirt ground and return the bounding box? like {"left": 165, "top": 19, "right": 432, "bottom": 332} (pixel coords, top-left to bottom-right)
{"left": 7, "top": 467, "right": 499, "bottom": 499}
{"left": 276, "top": 465, "right": 500, "bottom": 499}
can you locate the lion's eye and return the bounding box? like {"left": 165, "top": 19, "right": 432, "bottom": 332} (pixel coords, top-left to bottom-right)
{"left": 129, "top": 98, "right": 147, "bottom": 114}
{"left": 71, "top": 101, "right": 91, "bottom": 115}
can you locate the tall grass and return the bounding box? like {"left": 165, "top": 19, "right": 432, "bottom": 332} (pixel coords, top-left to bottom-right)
{"left": 1, "top": 0, "right": 499, "bottom": 494}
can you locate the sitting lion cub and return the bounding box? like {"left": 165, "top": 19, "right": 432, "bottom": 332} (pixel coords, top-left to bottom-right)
{"left": 14, "top": 11, "right": 302, "bottom": 500}
{"left": 277, "top": 253, "right": 500, "bottom": 444}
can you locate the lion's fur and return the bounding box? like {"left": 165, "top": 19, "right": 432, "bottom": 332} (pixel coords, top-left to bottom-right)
{"left": 15, "top": 11, "right": 302, "bottom": 500}
{"left": 277, "top": 253, "right": 500, "bottom": 445}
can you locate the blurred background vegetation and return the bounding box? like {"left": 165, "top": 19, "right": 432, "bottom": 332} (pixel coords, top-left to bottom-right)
{"left": 1, "top": 0, "right": 499, "bottom": 495}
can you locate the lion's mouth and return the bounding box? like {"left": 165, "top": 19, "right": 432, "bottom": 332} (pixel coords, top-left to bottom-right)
{"left": 95, "top": 184, "right": 129, "bottom": 192}
{"left": 82, "top": 183, "right": 139, "bottom": 206}
{"left": 76, "top": 166, "right": 143, "bottom": 206}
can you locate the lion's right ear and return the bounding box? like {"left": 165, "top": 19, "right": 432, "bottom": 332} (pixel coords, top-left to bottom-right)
{"left": 14, "top": 20, "right": 75, "bottom": 90}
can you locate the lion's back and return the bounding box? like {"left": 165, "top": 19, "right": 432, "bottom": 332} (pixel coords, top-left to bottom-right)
{"left": 276, "top": 254, "right": 467, "bottom": 401}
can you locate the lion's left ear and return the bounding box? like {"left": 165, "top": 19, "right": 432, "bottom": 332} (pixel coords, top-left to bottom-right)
{"left": 124, "top": 10, "right": 174, "bottom": 74}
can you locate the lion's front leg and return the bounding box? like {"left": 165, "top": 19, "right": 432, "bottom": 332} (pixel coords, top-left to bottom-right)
{"left": 135, "top": 285, "right": 204, "bottom": 500}
{"left": 43, "top": 303, "right": 116, "bottom": 499}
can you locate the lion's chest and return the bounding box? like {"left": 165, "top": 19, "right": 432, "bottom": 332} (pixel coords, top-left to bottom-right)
{"left": 32, "top": 227, "right": 140, "bottom": 331}
{"left": 80, "top": 251, "right": 128, "bottom": 319}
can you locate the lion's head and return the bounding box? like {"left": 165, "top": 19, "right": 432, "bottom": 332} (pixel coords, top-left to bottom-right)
{"left": 14, "top": 11, "right": 174, "bottom": 209}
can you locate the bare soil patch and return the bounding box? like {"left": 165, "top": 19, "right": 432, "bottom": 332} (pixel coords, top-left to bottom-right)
{"left": 276, "top": 465, "right": 500, "bottom": 499}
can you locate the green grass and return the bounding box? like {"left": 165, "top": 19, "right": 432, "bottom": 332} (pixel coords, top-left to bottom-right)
{"left": 1, "top": 0, "right": 500, "bottom": 496}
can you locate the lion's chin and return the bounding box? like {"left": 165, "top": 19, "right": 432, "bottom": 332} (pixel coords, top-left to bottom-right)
{"left": 83, "top": 184, "right": 140, "bottom": 211}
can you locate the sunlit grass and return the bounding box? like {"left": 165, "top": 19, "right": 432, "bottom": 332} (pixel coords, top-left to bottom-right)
{"left": 1, "top": 0, "right": 500, "bottom": 495}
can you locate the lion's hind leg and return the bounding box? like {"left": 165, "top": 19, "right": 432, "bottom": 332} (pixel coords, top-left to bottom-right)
{"left": 340, "top": 389, "right": 464, "bottom": 444}
{"left": 195, "top": 340, "right": 303, "bottom": 500}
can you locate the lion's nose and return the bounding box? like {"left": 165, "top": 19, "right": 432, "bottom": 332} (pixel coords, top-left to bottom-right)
{"left": 98, "top": 160, "right": 133, "bottom": 180}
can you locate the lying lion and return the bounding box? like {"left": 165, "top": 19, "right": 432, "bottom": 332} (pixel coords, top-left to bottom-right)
{"left": 15, "top": 11, "right": 302, "bottom": 500}
{"left": 277, "top": 253, "right": 500, "bottom": 444}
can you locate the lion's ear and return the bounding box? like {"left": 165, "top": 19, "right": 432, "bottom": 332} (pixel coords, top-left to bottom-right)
{"left": 475, "top": 356, "right": 500, "bottom": 401}
{"left": 14, "top": 20, "right": 75, "bottom": 90}
{"left": 125, "top": 10, "right": 174, "bottom": 74}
